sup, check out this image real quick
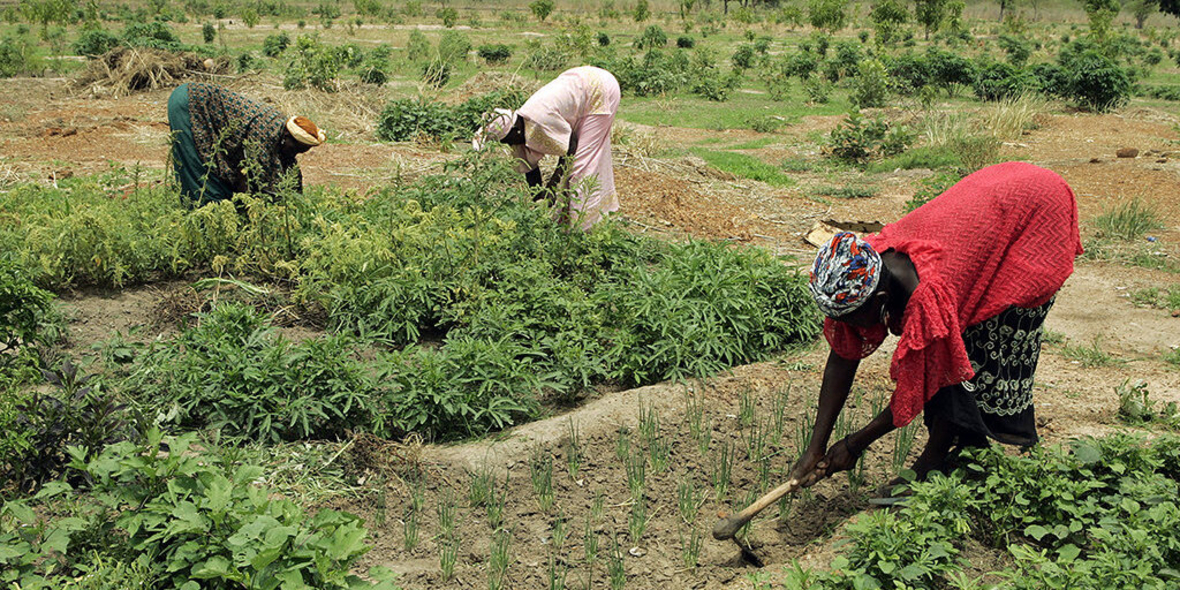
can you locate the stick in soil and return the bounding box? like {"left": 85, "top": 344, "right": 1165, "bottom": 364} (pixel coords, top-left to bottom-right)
{"left": 531, "top": 445, "right": 556, "bottom": 513}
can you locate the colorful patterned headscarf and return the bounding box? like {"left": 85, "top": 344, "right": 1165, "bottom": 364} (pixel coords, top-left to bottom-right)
{"left": 809, "top": 232, "right": 882, "bottom": 318}
{"left": 472, "top": 108, "right": 516, "bottom": 151}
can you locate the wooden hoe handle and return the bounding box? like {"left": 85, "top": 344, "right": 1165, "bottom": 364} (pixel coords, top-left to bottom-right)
{"left": 711, "top": 478, "right": 801, "bottom": 541}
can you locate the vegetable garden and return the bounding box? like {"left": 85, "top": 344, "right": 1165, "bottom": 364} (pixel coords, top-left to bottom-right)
{"left": 2, "top": 0, "right": 1180, "bottom": 588}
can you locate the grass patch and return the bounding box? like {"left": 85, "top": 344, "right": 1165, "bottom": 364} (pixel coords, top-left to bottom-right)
{"left": 1166, "top": 348, "right": 1180, "bottom": 368}
{"left": 781, "top": 157, "right": 818, "bottom": 173}
{"left": 1061, "top": 336, "right": 1119, "bottom": 368}
{"left": 690, "top": 149, "right": 797, "bottom": 187}
{"left": 1082, "top": 238, "right": 1180, "bottom": 273}
{"left": 866, "top": 146, "right": 962, "bottom": 173}
{"left": 1093, "top": 198, "right": 1164, "bottom": 241}
{"left": 621, "top": 91, "right": 849, "bottom": 131}
{"left": 727, "top": 137, "right": 780, "bottom": 151}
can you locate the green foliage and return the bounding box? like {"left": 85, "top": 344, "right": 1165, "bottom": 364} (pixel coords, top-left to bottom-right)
{"left": 121, "top": 21, "right": 184, "bottom": 52}
{"left": 676, "top": 35, "right": 694, "bottom": 48}
{"left": 731, "top": 43, "right": 756, "bottom": 71}
{"left": 261, "top": 32, "right": 289, "bottom": 57}
{"left": 1061, "top": 49, "right": 1133, "bottom": 112}
{"left": 826, "top": 112, "right": 913, "bottom": 164}
{"left": 0, "top": 431, "right": 398, "bottom": 589}
{"left": 635, "top": 25, "right": 667, "bottom": 51}
{"left": 850, "top": 58, "right": 891, "bottom": 109}
{"left": 375, "top": 90, "right": 526, "bottom": 142}
{"left": 1093, "top": 198, "right": 1163, "bottom": 240}
{"left": 0, "top": 33, "right": 41, "bottom": 77}
{"left": 435, "top": 6, "right": 457, "bottom": 28}
{"left": 1116, "top": 379, "right": 1179, "bottom": 427}
{"left": 529, "top": 0, "right": 554, "bottom": 22}
{"left": 633, "top": 0, "right": 649, "bottom": 22}
{"left": 359, "top": 55, "right": 388, "bottom": 85}
{"left": 0, "top": 259, "right": 56, "bottom": 359}
{"left": 72, "top": 29, "right": 119, "bottom": 57}
{"left": 437, "top": 30, "right": 471, "bottom": 65}
{"left": 808, "top": 0, "right": 846, "bottom": 32}
{"left": 405, "top": 29, "right": 430, "bottom": 62}
{"left": 972, "top": 59, "right": 1030, "bottom": 101}
{"left": 998, "top": 34, "right": 1033, "bottom": 66}
{"left": 869, "top": 0, "right": 910, "bottom": 45}
{"left": 201, "top": 22, "right": 216, "bottom": 44}
{"left": 477, "top": 43, "right": 512, "bottom": 64}
{"left": 4, "top": 358, "right": 142, "bottom": 495}
{"left": 691, "top": 149, "right": 796, "bottom": 187}
{"left": 914, "top": 0, "right": 947, "bottom": 39}
{"left": 283, "top": 34, "right": 339, "bottom": 92}
{"left": 128, "top": 304, "right": 375, "bottom": 442}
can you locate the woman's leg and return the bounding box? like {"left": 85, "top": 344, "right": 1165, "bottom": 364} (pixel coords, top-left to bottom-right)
{"left": 910, "top": 414, "right": 956, "bottom": 480}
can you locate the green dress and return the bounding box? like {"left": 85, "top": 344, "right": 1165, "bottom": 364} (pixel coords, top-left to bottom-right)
{"left": 167, "top": 83, "right": 302, "bottom": 207}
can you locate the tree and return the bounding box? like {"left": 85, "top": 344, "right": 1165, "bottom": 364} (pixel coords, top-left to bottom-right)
{"left": 914, "top": 0, "right": 948, "bottom": 39}
{"left": 1080, "top": 0, "right": 1120, "bottom": 40}
{"left": 808, "top": 0, "right": 847, "bottom": 32}
{"left": 869, "top": 0, "right": 910, "bottom": 45}
{"left": 529, "top": 0, "right": 555, "bottom": 22}
{"left": 633, "top": 0, "right": 650, "bottom": 22}
{"left": 1128, "top": 0, "right": 1155, "bottom": 27}
{"left": 1160, "top": 0, "right": 1180, "bottom": 17}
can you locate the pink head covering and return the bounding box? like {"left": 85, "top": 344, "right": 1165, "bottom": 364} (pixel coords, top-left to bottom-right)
{"left": 472, "top": 108, "right": 516, "bottom": 151}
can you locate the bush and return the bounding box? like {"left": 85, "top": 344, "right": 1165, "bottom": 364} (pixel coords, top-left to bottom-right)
{"left": 261, "top": 31, "right": 290, "bottom": 57}
{"left": 283, "top": 34, "right": 339, "bottom": 91}
{"left": 437, "top": 30, "right": 471, "bottom": 65}
{"left": 523, "top": 38, "right": 569, "bottom": 71}
{"left": 0, "top": 259, "right": 57, "bottom": 365}
{"left": 803, "top": 77, "right": 832, "bottom": 103}
{"left": 121, "top": 21, "right": 184, "bottom": 52}
{"left": 0, "top": 34, "right": 41, "bottom": 77}
{"left": 375, "top": 90, "right": 525, "bottom": 142}
{"left": 436, "top": 6, "right": 457, "bottom": 27}
{"left": 826, "top": 112, "right": 913, "bottom": 164}
{"left": 971, "top": 59, "right": 1029, "bottom": 101}
{"left": 405, "top": 28, "right": 430, "bottom": 62}
{"left": 72, "top": 29, "right": 119, "bottom": 57}
{"left": 477, "top": 43, "right": 512, "bottom": 64}
{"left": 731, "top": 43, "right": 756, "bottom": 71}
{"left": 1064, "top": 49, "right": 1133, "bottom": 112}
{"left": 201, "top": 21, "right": 215, "bottom": 43}
{"left": 850, "top": 58, "right": 890, "bottom": 109}
{"left": 597, "top": 31, "right": 610, "bottom": 46}
{"left": 998, "top": 33, "right": 1033, "bottom": 66}
{"left": 635, "top": 24, "right": 667, "bottom": 50}
{"left": 782, "top": 49, "right": 820, "bottom": 79}
{"left": 529, "top": 0, "right": 554, "bottom": 21}
{"left": 676, "top": 35, "right": 695, "bottom": 48}
{"left": 358, "top": 56, "right": 388, "bottom": 84}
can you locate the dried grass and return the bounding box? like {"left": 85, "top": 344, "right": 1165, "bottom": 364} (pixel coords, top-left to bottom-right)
{"left": 73, "top": 47, "right": 233, "bottom": 98}
{"left": 980, "top": 93, "right": 1051, "bottom": 141}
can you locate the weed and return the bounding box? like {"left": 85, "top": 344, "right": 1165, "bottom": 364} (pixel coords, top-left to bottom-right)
{"left": 796, "top": 409, "right": 816, "bottom": 452}
{"left": 1061, "top": 336, "right": 1118, "bottom": 368}
{"left": 811, "top": 185, "right": 878, "bottom": 199}
{"left": 1117, "top": 379, "right": 1179, "bottom": 427}
{"left": 697, "top": 418, "right": 714, "bottom": 456}
{"left": 1093, "top": 198, "right": 1164, "bottom": 241}
{"left": 531, "top": 446, "right": 556, "bottom": 513}
{"left": 685, "top": 389, "right": 705, "bottom": 444}
{"left": 1166, "top": 348, "right": 1180, "bottom": 368}
{"left": 689, "top": 149, "right": 798, "bottom": 187}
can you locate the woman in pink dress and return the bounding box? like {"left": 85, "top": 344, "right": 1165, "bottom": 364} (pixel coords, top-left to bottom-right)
{"left": 474, "top": 66, "right": 621, "bottom": 230}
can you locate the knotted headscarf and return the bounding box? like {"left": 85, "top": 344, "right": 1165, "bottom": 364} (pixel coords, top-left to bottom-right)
{"left": 809, "top": 232, "right": 882, "bottom": 318}
{"left": 472, "top": 108, "right": 516, "bottom": 151}
{"left": 286, "top": 116, "right": 325, "bottom": 146}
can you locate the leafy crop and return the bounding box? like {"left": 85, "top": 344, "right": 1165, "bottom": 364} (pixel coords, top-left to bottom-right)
{"left": 826, "top": 112, "right": 914, "bottom": 164}
{"left": 376, "top": 90, "right": 526, "bottom": 142}
{"left": 0, "top": 431, "right": 398, "bottom": 589}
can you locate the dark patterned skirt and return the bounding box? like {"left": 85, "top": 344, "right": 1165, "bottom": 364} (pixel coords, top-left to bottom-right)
{"left": 924, "top": 298, "right": 1054, "bottom": 447}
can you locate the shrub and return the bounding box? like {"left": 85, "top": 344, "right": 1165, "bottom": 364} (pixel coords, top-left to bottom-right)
{"left": 635, "top": 24, "right": 667, "bottom": 50}
{"left": 436, "top": 6, "right": 457, "bottom": 27}
{"left": 803, "top": 77, "right": 832, "bottom": 103}
{"left": 998, "top": 33, "right": 1033, "bottom": 66}
{"left": 904, "top": 170, "right": 963, "bottom": 211}
{"left": 529, "top": 0, "right": 554, "bottom": 21}
{"left": 359, "top": 56, "right": 388, "bottom": 84}
{"left": 0, "top": 34, "right": 41, "bottom": 77}
{"left": 523, "top": 38, "right": 569, "bottom": 71}
{"left": 597, "top": 31, "right": 610, "bottom": 46}
{"left": 261, "top": 31, "right": 290, "bottom": 57}
{"left": 971, "top": 59, "right": 1029, "bottom": 101}
{"left": 850, "top": 58, "right": 890, "bottom": 108}
{"left": 72, "top": 29, "right": 119, "bottom": 57}
{"left": 826, "top": 112, "right": 913, "bottom": 164}
{"left": 633, "top": 0, "right": 649, "bottom": 22}
{"left": 0, "top": 259, "right": 57, "bottom": 365}
{"left": 282, "top": 36, "right": 339, "bottom": 91}
{"left": 1064, "top": 49, "right": 1133, "bottom": 112}
{"left": 782, "top": 49, "right": 820, "bottom": 79}
{"left": 808, "top": 0, "right": 846, "bottom": 32}
{"left": 437, "top": 30, "right": 471, "bottom": 65}
{"left": 477, "top": 43, "right": 512, "bottom": 64}
{"left": 121, "top": 21, "right": 184, "bottom": 52}
{"left": 202, "top": 21, "right": 215, "bottom": 43}
{"left": 676, "top": 35, "right": 695, "bottom": 48}
{"left": 1093, "top": 198, "right": 1163, "bottom": 240}
{"left": 731, "top": 43, "right": 756, "bottom": 71}
{"left": 405, "top": 28, "right": 430, "bottom": 62}
{"left": 926, "top": 47, "right": 974, "bottom": 93}
{"left": 375, "top": 90, "right": 525, "bottom": 142}
{"left": 869, "top": 0, "right": 910, "bottom": 45}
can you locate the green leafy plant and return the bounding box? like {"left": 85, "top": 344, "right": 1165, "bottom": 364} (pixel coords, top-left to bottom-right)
{"left": 477, "top": 43, "right": 512, "bottom": 64}
{"left": 283, "top": 34, "right": 340, "bottom": 91}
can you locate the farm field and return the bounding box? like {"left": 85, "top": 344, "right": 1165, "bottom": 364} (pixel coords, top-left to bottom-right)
{"left": 2, "top": 0, "right": 1180, "bottom": 588}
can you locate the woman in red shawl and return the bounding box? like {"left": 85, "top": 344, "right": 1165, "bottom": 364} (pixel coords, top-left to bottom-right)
{"left": 789, "top": 162, "right": 1083, "bottom": 492}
